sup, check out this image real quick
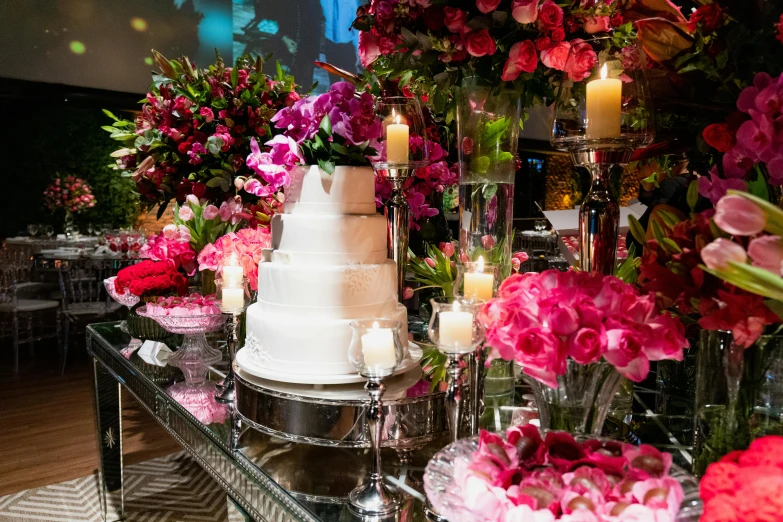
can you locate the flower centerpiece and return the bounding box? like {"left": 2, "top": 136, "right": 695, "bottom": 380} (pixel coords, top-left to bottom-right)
{"left": 43, "top": 175, "right": 97, "bottom": 214}
{"left": 104, "top": 51, "right": 300, "bottom": 221}
{"left": 479, "top": 269, "right": 689, "bottom": 435}
{"left": 424, "top": 425, "right": 700, "bottom": 522}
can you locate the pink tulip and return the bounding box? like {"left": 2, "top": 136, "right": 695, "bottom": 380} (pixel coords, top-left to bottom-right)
{"left": 425, "top": 257, "right": 436, "bottom": 268}
{"left": 439, "top": 241, "right": 455, "bottom": 257}
{"left": 748, "top": 235, "right": 783, "bottom": 275}
{"left": 403, "top": 287, "right": 414, "bottom": 300}
{"left": 481, "top": 235, "right": 496, "bottom": 250}
{"left": 714, "top": 194, "right": 767, "bottom": 236}
{"left": 178, "top": 205, "right": 195, "bottom": 221}
{"left": 203, "top": 205, "right": 220, "bottom": 220}
{"left": 701, "top": 238, "right": 748, "bottom": 271}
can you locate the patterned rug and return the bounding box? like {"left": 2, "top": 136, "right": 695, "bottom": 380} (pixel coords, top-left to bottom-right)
{"left": 0, "top": 452, "right": 245, "bottom": 522}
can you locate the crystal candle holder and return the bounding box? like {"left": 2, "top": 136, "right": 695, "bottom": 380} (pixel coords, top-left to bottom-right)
{"left": 345, "top": 319, "right": 405, "bottom": 516}
{"left": 453, "top": 259, "right": 499, "bottom": 302}
{"left": 428, "top": 297, "right": 486, "bottom": 442}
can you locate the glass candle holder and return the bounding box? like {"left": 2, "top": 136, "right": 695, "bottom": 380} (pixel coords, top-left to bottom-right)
{"left": 348, "top": 319, "right": 405, "bottom": 379}
{"left": 453, "top": 258, "right": 499, "bottom": 302}
{"left": 372, "top": 96, "right": 430, "bottom": 170}
{"left": 215, "top": 277, "right": 251, "bottom": 315}
{"left": 428, "top": 297, "right": 486, "bottom": 355}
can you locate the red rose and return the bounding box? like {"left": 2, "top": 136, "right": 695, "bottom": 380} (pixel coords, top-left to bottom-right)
{"left": 702, "top": 123, "right": 735, "bottom": 152}
{"left": 444, "top": 7, "right": 467, "bottom": 33}
{"left": 564, "top": 38, "right": 597, "bottom": 81}
{"left": 584, "top": 15, "right": 611, "bottom": 34}
{"left": 476, "top": 0, "right": 501, "bottom": 14}
{"left": 701, "top": 495, "right": 739, "bottom": 522}
{"left": 192, "top": 181, "right": 207, "bottom": 198}
{"left": 550, "top": 26, "right": 565, "bottom": 43}
{"left": 700, "top": 462, "right": 738, "bottom": 502}
{"left": 777, "top": 14, "right": 783, "bottom": 44}
{"left": 464, "top": 30, "right": 497, "bottom": 57}
{"left": 687, "top": 4, "right": 724, "bottom": 33}
{"left": 536, "top": 37, "right": 552, "bottom": 51}
{"left": 541, "top": 41, "right": 571, "bottom": 71}
{"left": 537, "top": 0, "right": 563, "bottom": 31}
{"left": 501, "top": 40, "right": 538, "bottom": 81}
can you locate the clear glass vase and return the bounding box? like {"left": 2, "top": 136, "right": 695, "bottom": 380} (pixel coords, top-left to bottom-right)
{"left": 693, "top": 330, "right": 783, "bottom": 476}
{"left": 456, "top": 77, "right": 521, "bottom": 278}
{"left": 526, "top": 359, "right": 623, "bottom": 436}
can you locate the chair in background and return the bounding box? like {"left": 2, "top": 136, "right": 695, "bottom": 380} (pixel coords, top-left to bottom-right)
{"left": 0, "top": 267, "right": 62, "bottom": 373}
{"left": 59, "top": 260, "right": 123, "bottom": 374}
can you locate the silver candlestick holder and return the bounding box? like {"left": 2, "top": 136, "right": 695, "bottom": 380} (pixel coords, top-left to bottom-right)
{"left": 377, "top": 166, "right": 412, "bottom": 302}
{"left": 214, "top": 277, "right": 251, "bottom": 404}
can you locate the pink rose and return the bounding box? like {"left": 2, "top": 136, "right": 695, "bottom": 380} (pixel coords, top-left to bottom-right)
{"left": 564, "top": 39, "right": 598, "bottom": 82}
{"left": 203, "top": 204, "right": 220, "bottom": 220}
{"left": 603, "top": 327, "right": 649, "bottom": 382}
{"left": 501, "top": 40, "right": 539, "bottom": 81}
{"left": 540, "top": 41, "right": 571, "bottom": 71}
{"left": 542, "top": 303, "right": 580, "bottom": 336}
{"left": 439, "top": 242, "right": 456, "bottom": 257}
{"left": 748, "top": 236, "right": 783, "bottom": 274}
{"left": 178, "top": 205, "right": 194, "bottom": 221}
{"left": 358, "top": 31, "right": 381, "bottom": 67}
{"left": 465, "top": 30, "right": 497, "bottom": 57}
{"left": 511, "top": 0, "right": 539, "bottom": 24}
{"left": 537, "top": 0, "right": 563, "bottom": 30}
{"left": 584, "top": 15, "right": 611, "bottom": 33}
{"left": 567, "top": 327, "right": 606, "bottom": 364}
{"left": 444, "top": 7, "right": 468, "bottom": 33}
{"left": 477, "top": 0, "right": 501, "bottom": 13}
{"left": 701, "top": 238, "right": 748, "bottom": 271}
{"left": 199, "top": 107, "right": 214, "bottom": 123}
{"left": 714, "top": 194, "right": 767, "bottom": 236}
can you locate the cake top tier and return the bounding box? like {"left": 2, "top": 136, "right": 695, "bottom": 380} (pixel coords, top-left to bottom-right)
{"left": 284, "top": 165, "right": 377, "bottom": 215}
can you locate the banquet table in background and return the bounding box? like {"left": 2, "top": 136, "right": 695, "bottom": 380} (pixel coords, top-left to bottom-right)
{"left": 86, "top": 321, "right": 696, "bottom": 522}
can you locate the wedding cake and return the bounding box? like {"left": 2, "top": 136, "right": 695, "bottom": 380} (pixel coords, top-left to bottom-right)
{"left": 244, "top": 165, "right": 408, "bottom": 377}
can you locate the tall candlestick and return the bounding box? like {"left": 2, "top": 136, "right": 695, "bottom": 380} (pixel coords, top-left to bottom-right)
{"left": 439, "top": 311, "right": 474, "bottom": 352}
{"left": 361, "top": 322, "right": 397, "bottom": 370}
{"left": 586, "top": 63, "right": 622, "bottom": 139}
{"left": 463, "top": 256, "right": 494, "bottom": 301}
{"left": 386, "top": 115, "right": 409, "bottom": 164}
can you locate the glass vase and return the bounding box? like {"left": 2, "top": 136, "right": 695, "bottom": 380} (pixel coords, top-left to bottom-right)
{"left": 456, "top": 77, "right": 521, "bottom": 278}
{"left": 526, "top": 359, "right": 623, "bottom": 436}
{"left": 693, "top": 330, "right": 783, "bottom": 476}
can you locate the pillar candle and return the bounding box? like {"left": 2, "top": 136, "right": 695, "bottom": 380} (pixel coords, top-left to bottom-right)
{"left": 361, "top": 323, "right": 397, "bottom": 370}
{"left": 463, "top": 256, "right": 494, "bottom": 301}
{"left": 439, "top": 311, "right": 474, "bottom": 352}
{"left": 386, "top": 117, "right": 409, "bottom": 164}
{"left": 222, "top": 287, "right": 244, "bottom": 310}
{"left": 586, "top": 63, "right": 622, "bottom": 140}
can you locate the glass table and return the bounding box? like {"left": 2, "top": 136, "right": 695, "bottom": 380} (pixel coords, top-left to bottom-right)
{"left": 87, "top": 321, "right": 695, "bottom": 522}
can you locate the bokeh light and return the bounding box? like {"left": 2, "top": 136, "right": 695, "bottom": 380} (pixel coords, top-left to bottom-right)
{"left": 144, "top": 57, "right": 153, "bottom": 66}
{"left": 130, "top": 17, "right": 148, "bottom": 32}
{"left": 69, "top": 41, "right": 86, "bottom": 55}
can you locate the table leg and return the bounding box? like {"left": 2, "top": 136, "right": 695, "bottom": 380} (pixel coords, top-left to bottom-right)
{"left": 91, "top": 357, "right": 124, "bottom": 521}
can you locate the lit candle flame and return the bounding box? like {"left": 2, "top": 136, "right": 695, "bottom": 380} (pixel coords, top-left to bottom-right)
{"left": 600, "top": 63, "right": 608, "bottom": 80}
{"left": 477, "top": 256, "right": 485, "bottom": 273}
{"left": 228, "top": 253, "right": 238, "bottom": 266}
{"left": 372, "top": 321, "right": 379, "bottom": 329}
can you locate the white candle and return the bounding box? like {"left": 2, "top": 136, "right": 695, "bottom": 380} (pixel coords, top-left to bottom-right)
{"left": 222, "top": 287, "right": 244, "bottom": 310}
{"left": 386, "top": 115, "right": 409, "bottom": 165}
{"left": 222, "top": 254, "right": 244, "bottom": 287}
{"left": 439, "top": 311, "right": 474, "bottom": 352}
{"left": 464, "top": 256, "right": 494, "bottom": 301}
{"left": 586, "top": 63, "right": 622, "bottom": 139}
{"left": 361, "top": 322, "right": 397, "bottom": 370}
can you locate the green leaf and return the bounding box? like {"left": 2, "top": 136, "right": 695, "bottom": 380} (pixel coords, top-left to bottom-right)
{"left": 628, "top": 215, "right": 647, "bottom": 247}
{"left": 156, "top": 200, "right": 169, "bottom": 220}
{"left": 398, "top": 70, "right": 413, "bottom": 88}
{"left": 318, "top": 159, "right": 335, "bottom": 175}
{"left": 764, "top": 299, "right": 783, "bottom": 322}
{"left": 319, "top": 114, "right": 332, "bottom": 136}
{"left": 101, "top": 125, "right": 118, "bottom": 133}
{"left": 656, "top": 209, "right": 680, "bottom": 229}
{"left": 230, "top": 66, "right": 238, "bottom": 88}
{"left": 276, "top": 61, "right": 284, "bottom": 82}
{"left": 102, "top": 109, "right": 118, "bottom": 121}
{"left": 687, "top": 180, "right": 699, "bottom": 213}
{"left": 206, "top": 177, "right": 225, "bottom": 188}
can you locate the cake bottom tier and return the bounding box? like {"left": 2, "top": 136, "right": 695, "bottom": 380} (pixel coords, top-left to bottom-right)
{"left": 244, "top": 302, "right": 409, "bottom": 376}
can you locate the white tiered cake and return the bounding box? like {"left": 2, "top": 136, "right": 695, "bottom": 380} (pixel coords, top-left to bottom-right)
{"left": 244, "top": 165, "right": 408, "bottom": 377}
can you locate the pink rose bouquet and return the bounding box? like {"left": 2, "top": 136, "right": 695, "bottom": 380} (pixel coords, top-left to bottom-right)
{"left": 197, "top": 227, "right": 271, "bottom": 291}
{"left": 43, "top": 175, "right": 97, "bottom": 214}
{"left": 480, "top": 270, "right": 689, "bottom": 386}
{"left": 144, "top": 293, "right": 220, "bottom": 317}
{"left": 140, "top": 224, "right": 198, "bottom": 277}
{"left": 428, "top": 425, "right": 685, "bottom": 522}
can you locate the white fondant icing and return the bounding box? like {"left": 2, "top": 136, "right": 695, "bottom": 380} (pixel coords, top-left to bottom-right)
{"left": 284, "top": 165, "right": 377, "bottom": 215}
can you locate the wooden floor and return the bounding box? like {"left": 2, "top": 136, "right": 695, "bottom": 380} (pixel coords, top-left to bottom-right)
{"left": 0, "top": 338, "right": 180, "bottom": 496}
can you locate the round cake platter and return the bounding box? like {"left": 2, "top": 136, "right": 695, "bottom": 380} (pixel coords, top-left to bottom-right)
{"left": 235, "top": 342, "right": 423, "bottom": 385}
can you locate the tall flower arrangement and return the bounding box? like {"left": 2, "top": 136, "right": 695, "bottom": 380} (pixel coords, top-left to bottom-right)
{"left": 104, "top": 52, "right": 300, "bottom": 222}
{"left": 42, "top": 175, "right": 97, "bottom": 214}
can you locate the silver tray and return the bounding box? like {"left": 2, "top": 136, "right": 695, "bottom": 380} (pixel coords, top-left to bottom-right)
{"left": 234, "top": 362, "right": 451, "bottom": 450}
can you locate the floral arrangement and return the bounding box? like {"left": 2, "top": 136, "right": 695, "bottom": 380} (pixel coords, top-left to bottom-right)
{"left": 480, "top": 269, "right": 688, "bottom": 386}
{"left": 561, "top": 235, "right": 628, "bottom": 262}
{"left": 114, "top": 260, "right": 188, "bottom": 298}
{"left": 698, "top": 72, "right": 783, "bottom": 204}
{"left": 446, "top": 425, "right": 684, "bottom": 521}
{"left": 42, "top": 175, "right": 97, "bottom": 214}
{"left": 140, "top": 224, "right": 198, "bottom": 277}
{"left": 104, "top": 51, "right": 299, "bottom": 218}
{"left": 174, "top": 194, "right": 248, "bottom": 253}
{"left": 246, "top": 81, "right": 381, "bottom": 177}
{"left": 699, "top": 436, "right": 783, "bottom": 522}
{"left": 143, "top": 293, "right": 220, "bottom": 317}
{"left": 197, "top": 227, "right": 271, "bottom": 291}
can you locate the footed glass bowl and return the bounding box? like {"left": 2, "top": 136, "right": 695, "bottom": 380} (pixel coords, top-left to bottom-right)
{"left": 424, "top": 433, "right": 703, "bottom": 522}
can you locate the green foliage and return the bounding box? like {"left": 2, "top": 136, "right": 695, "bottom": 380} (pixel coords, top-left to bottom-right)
{"left": 408, "top": 243, "right": 456, "bottom": 297}
{"left": 2, "top": 104, "right": 138, "bottom": 238}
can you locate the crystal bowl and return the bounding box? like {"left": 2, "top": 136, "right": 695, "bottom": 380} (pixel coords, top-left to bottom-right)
{"left": 104, "top": 277, "right": 140, "bottom": 308}
{"left": 424, "top": 433, "right": 703, "bottom": 522}
{"left": 136, "top": 305, "right": 227, "bottom": 335}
